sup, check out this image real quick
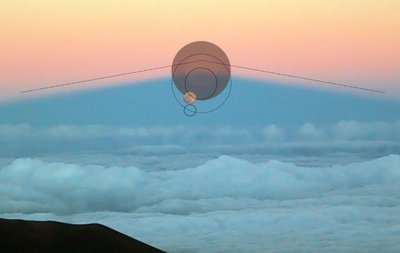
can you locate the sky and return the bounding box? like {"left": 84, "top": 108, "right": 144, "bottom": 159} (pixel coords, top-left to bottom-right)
{"left": 1, "top": 0, "right": 399, "bottom": 100}
{"left": 1, "top": 1, "right": 400, "bottom": 252}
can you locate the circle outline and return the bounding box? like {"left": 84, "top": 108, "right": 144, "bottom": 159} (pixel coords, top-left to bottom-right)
{"left": 184, "top": 67, "right": 218, "bottom": 100}
{"left": 172, "top": 51, "right": 231, "bottom": 99}
{"left": 171, "top": 53, "right": 232, "bottom": 114}
{"left": 183, "top": 104, "right": 197, "bottom": 116}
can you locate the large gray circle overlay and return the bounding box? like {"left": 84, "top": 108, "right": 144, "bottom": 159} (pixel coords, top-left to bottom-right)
{"left": 172, "top": 41, "right": 231, "bottom": 100}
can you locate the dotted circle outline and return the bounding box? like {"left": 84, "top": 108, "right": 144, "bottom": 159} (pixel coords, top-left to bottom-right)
{"left": 171, "top": 53, "right": 232, "bottom": 114}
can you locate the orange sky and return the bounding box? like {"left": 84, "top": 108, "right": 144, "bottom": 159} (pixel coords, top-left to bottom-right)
{"left": 1, "top": 0, "right": 399, "bottom": 101}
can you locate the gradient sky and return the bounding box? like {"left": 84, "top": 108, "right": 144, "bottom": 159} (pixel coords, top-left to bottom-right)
{"left": 1, "top": 0, "right": 399, "bottom": 100}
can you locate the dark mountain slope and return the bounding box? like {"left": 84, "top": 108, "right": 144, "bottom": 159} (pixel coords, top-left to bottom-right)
{"left": 0, "top": 218, "right": 166, "bottom": 253}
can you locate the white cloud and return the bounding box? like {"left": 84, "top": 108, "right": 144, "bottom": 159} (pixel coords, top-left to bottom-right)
{"left": 1, "top": 122, "right": 399, "bottom": 172}
{"left": 298, "top": 122, "right": 325, "bottom": 140}
{"left": 332, "top": 120, "right": 400, "bottom": 140}
{"left": 262, "top": 124, "right": 284, "bottom": 140}
{"left": 1, "top": 115, "right": 400, "bottom": 251}
{"left": 1, "top": 155, "right": 398, "bottom": 215}
{"left": 0, "top": 120, "right": 398, "bottom": 143}
{"left": 0, "top": 123, "right": 32, "bottom": 139}
{"left": 1, "top": 155, "right": 400, "bottom": 252}
{"left": 1, "top": 121, "right": 399, "bottom": 160}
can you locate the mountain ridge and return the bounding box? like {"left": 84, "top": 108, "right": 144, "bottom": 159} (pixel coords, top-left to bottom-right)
{"left": 0, "top": 217, "right": 166, "bottom": 253}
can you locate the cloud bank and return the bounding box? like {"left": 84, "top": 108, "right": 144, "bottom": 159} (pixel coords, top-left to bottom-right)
{"left": 1, "top": 120, "right": 399, "bottom": 168}
{"left": 1, "top": 120, "right": 399, "bottom": 252}
{"left": 1, "top": 155, "right": 400, "bottom": 252}
{"left": 1, "top": 120, "right": 400, "bottom": 142}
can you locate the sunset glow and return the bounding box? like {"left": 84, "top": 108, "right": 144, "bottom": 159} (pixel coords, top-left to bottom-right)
{"left": 1, "top": 0, "right": 399, "bottom": 100}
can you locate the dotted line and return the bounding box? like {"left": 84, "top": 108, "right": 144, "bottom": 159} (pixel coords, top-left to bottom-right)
{"left": 20, "top": 60, "right": 207, "bottom": 94}
{"left": 20, "top": 60, "right": 385, "bottom": 94}
{"left": 20, "top": 65, "right": 172, "bottom": 94}
{"left": 230, "top": 64, "right": 385, "bottom": 94}
{"left": 175, "top": 59, "right": 385, "bottom": 94}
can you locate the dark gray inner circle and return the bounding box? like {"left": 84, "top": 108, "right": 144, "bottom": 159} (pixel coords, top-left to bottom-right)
{"left": 184, "top": 67, "right": 218, "bottom": 100}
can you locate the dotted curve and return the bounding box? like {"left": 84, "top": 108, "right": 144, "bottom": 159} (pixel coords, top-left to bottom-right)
{"left": 20, "top": 59, "right": 385, "bottom": 94}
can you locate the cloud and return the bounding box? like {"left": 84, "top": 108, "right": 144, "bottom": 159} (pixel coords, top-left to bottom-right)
{"left": 0, "top": 121, "right": 399, "bottom": 169}
{"left": 1, "top": 155, "right": 400, "bottom": 215}
{"left": 0, "top": 123, "right": 32, "bottom": 140}
{"left": 1, "top": 155, "right": 400, "bottom": 252}
{"left": 298, "top": 122, "right": 325, "bottom": 140}
{"left": 332, "top": 120, "right": 400, "bottom": 140}
{"left": 261, "top": 124, "right": 284, "bottom": 140}
{"left": 1, "top": 120, "right": 399, "bottom": 143}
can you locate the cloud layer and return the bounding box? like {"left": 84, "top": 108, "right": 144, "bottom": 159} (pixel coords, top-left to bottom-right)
{"left": 1, "top": 121, "right": 399, "bottom": 169}
{"left": 1, "top": 120, "right": 400, "bottom": 142}
{"left": 1, "top": 120, "right": 399, "bottom": 252}
{"left": 1, "top": 155, "right": 400, "bottom": 252}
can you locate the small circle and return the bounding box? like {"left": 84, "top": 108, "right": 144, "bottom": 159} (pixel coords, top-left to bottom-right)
{"left": 183, "top": 104, "right": 197, "bottom": 116}
{"left": 184, "top": 67, "right": 218, "bottom": 100}
{"left": 183, "top": 91, "right": 197, "bottom": 104}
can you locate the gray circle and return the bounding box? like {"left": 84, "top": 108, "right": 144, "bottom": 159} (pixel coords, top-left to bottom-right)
{"left": 171, "top": 50, "right": 232, "bottom": 115}
{"left": 172, "top": 41, "right": 230, "bottom": 100}
{"left": 170, "top": 55, "right": 232, "bottom": 114}
{"left": 184, "top": 67, "right": 218, "bottom": 100}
